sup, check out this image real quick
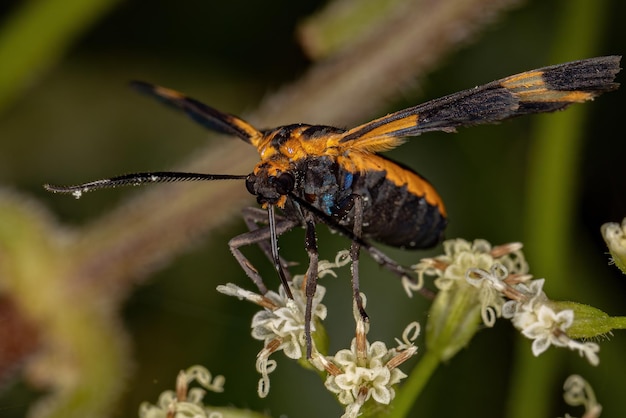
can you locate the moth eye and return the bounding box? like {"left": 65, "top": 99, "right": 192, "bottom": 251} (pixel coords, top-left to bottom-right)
{"left": 274, "top": 172, "right": 295, "bottom": 195}
{"left": 245, "top": 174, "right": 257, "bottom": 195}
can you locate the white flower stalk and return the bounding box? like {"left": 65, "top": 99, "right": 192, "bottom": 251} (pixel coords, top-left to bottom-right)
{"left": 138, "top": 366, "right": 225, "bottom": 418}
{"left": 560, "top": 375, "right": 602, "bottom": 418}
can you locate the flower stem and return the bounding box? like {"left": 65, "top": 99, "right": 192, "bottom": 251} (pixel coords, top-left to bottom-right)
{"left": 512, "top": 0, "right": 609, "bottom": 417}
{"left": 386, "top": 349, "right": 441, "bottom": 418}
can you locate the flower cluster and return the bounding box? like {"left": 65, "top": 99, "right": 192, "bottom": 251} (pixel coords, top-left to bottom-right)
{"left": 415, "top": 238, "right": 600, "bottom": 365}
{"left": 406, "top": 238, "right": 527, "bottom": 299}
{"left": 212, "top": 236, "right": 615, "bottom": 416}
{"left": 312, "top": 307, "right": 419, "bottom": 418}
{"left": 139, "top": 366, "right": 225, "bottom": 418}
{"left": 218, "top": 250, "right": 418, "bottom": 416}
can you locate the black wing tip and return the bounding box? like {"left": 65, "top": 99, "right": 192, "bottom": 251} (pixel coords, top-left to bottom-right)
{"left": 561, "top": 55, "right": 621, "bottom": 70}
{"left": 541, "top": 56, "right": 622, "bottom": 93}
{"left": 593, "top": 54, "right": 621, "bottom": 66}
{"left": 585, "top": 55, "right": 622, "bottom": 84}
{"left": 601, "top": 54, "right": 622, "bottom": 90}
{"left": 592, "top": 54, "right": 622, "bottom": 80}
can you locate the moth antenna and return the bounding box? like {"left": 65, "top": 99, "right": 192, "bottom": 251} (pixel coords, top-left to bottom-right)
{"left": 44, "top": 171, "right": 247, "bottom": 198}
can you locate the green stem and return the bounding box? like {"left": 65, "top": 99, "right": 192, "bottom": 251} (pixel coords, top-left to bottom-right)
{"left": 609, "top": 317, "right": 626, "bottom": 329}
{"left": 386, "top": 349, "right": 441, "bottom": 418}
{"left": 387, "top": 285, "right": 481, "bottom": 417}
{"left": 510, "top": 0, "right": 608, "bottom": 417}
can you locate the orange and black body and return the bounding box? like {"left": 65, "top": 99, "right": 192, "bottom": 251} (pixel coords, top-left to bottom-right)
{"left": 248, "top": 123, "right": 447, "bottom": 250}
{"left": 45, "top": 56, "right": 621, "bottom": 357}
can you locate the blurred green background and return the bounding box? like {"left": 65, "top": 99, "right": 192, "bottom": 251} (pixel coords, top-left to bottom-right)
{"left": 1, "top": 0, "right": 625, "bottom": 417}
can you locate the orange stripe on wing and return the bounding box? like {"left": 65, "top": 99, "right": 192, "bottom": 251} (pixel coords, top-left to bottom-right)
{"left": 226, "top": 116, "right": 265, "bottom": 147}
{"left": 338, "top": 114, "right": 417, "bottom": 153}
{"left": 501, "top": 70, "right": 595, "bottom": 103}
{"left": 500, "top": 70, "right": 544, "bottom": 90}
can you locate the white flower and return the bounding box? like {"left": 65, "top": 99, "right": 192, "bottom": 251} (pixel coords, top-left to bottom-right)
{"left": 321, "top": 319, "right": 419, "bottom": 418}
{"left": 219, "top": 253, "right": 348, "bottom": 361}
{"left": 521, "top": 305, "right": 574, "bottom": 355}
{"left": 411, "top": 239, "right": 528, "bottom": 295}
{"left": 327, "top": 339, "right": 398, "bottom": 405}
{"left": 502, "top": 280, "right": 600, "bottom": 366}
{"left": 138, "top": 366, "right": 225, "bottom": 418}
{"left": 465, "top": 263, "right": 510, "bottom": 326}
{"left": 218, "top": 275, "right": 327, "bottom": 358}
{"left": 601, "top": 218, "right": 626, "bottom": 255}
{"left": 560, "top": 375, "right": 602, "bottom": 418}
{"left": 218, "top": 275, "right": 327, "bottom": 397}
{"left": 417, "top": 238, "right": 600, "bottom": 365}
{"left": 217, "top": 255, "right": 340, "bottom": 398}
{"left": 601, "top": 218, "right": 626, "bottom": 273}
{"left": 566, "top": 340, "right": 600, "bottom": 367}
{"left": 250, "top": 282, "right": 327, "bottom": 360}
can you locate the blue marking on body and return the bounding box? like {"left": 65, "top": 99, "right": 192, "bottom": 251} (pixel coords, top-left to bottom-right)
{"left": 321, "top": 193, "right": 335, "bottom": 215}
{"left": 343, "top": 172, "right": 353, "bottom": 190}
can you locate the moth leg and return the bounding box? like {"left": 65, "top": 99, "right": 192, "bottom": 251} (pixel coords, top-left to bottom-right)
{"left": 348, "top": 194, "right": 368, "bottom": 322}
{"left": 330, "top": 195, "right": 418, "bottom": 289}
{"left": 366, "top": 247, "right": 413, "bottom": 279}
{"left": 229, "top": 207, "right": 298, "bottom": 294}
{"left": 332, "top": 194, "right": 369, "bottom": 321}
{"left": 240, "top": 207, "right": 296, "bottom": 281}
{"left": 336, "top": 197, "right": 429, "bottom": 295}
{"left": 363, "top": 245, "right": 434, "bottom": 297}
{"left": 302, "top": 219, "right": 319, "bottom": 358}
